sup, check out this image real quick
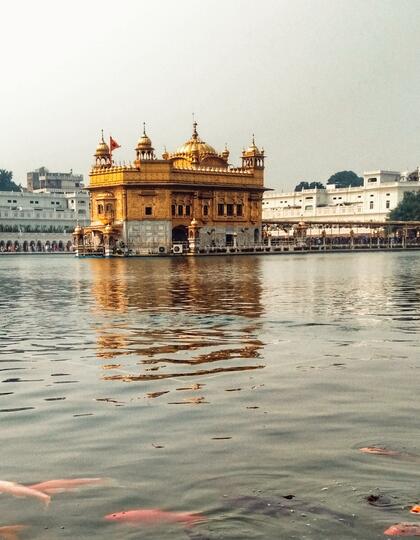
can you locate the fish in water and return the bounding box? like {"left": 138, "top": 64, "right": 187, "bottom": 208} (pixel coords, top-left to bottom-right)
{"left": 0, "top": 481, "right": 50, "bottom": 507}
{"left": 410, "top": 506, "right": 420, "bottom": 515}
{"left": 383, "top": 522, "right": 420, "bottom": 536}
{"left": 228, "top": 495, "right": 352, "bottom": 525}
{"left": 359, "top": 446, "right": 400, "bottom": 456}
{"left": 0, "top": 525, "right": 27, "bottom": 540}
{"left": 104, "top": 508, "right": 206, "bottom": 527}
{"left": 29, "top": 477, "right": 103, "bottom": 494}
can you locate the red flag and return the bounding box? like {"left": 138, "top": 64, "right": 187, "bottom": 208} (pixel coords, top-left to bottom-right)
{"left": 110, "top": 136, "right": 121, "bottom": 152}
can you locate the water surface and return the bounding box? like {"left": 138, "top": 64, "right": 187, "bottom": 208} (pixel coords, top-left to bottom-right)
{"left": 0, "top": 253, "right": 419, "bottom": 539}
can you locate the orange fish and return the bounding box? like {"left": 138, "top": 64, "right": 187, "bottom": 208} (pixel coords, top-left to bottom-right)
{"left": 0, "top": 525, "right": 27, "bottom": 540}
{"left": 359, "top": 446, "right": 399, "bottom": 456}
{"left": 104, "top": 508, "right": 206, "bottom": 527}
{"left": 384, "top": 522, "right": 420, "bottom": 536}
{"left": 410, "top": 506, "right": 420, "bottom": 515}
{"left": 0, "top": 481, "right": 50, "bottom": 507}
{"left": 29, "top": 478, "right": 103, "bottom": 494}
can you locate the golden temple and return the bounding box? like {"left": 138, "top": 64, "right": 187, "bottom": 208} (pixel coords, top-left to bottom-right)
{"left": 74, "top": 122, "right": 267, "bottom": 256}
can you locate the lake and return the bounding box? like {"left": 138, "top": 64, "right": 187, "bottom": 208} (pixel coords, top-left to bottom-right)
{"left": 0, "top": 252, "right": 419, "bottom": 539}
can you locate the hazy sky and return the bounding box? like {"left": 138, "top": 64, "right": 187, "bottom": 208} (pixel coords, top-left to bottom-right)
{"left": 1, "top": 0, "right": 420, "bottom": 191}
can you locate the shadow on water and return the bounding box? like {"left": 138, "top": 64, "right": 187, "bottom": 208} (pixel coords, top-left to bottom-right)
{"left": 88, "top": 257, "right": 266, "bottom": 384}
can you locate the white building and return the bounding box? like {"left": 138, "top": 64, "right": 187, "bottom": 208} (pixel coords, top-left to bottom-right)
{"left": 27, "top": 166, "right": 84, "bottom": 192}
{"left": 263, "top": 168, "right": 420, "bottom": 222}
{"left": 0, "top": 190, "right": 89, "bottom": 252}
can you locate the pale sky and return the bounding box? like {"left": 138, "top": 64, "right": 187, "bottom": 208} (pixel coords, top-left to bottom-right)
{"left": 1, "top": 0, "right": 420, "bottom": 191}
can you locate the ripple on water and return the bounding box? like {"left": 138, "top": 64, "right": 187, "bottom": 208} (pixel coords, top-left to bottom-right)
{"left": 0, "top": 253, "right": 419, "bottom": 539}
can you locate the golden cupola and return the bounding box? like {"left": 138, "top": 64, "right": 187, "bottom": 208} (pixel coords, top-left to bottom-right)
{"left": 94, "top": 131, "right": 111, "bottom": 168}
{"left": 166, "top": 122, "right": 229, "bottom": 168}
{"left": 242, "top": 135, "right": 265, "bottom": 169}
{"left": 135, "top": 123, "right": 156, "bottom": 162}
{"left": 221, "top": 143, "right": 230, "bottom": 162}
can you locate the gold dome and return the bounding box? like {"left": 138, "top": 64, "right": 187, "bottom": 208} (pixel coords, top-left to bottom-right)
{"left": 175, "top": 122, "right": 218, "bottom": 157}
{"left": 136, "top": 123, "right": 153, "bottom": 149}
{"left": 95, "top": 131, "right": 110, "bottom": 156}
{"left": 243, "top": 135, "right": 261, "bottom": 156}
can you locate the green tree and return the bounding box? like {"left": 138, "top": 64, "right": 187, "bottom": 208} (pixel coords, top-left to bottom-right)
{"left": 0, "top": 169, "right": 21, "bottom": 192}
{"left": 327, "top": 170, "right": 363, "bottom": 188}
{"left": 295, "top": 181, "right": 310, "bottom": 192}
{"left": 389, "top": 192, "right": 420, "bottom": 221}
{"left": 294, "top": 181, "right": 325, "bottom": 192}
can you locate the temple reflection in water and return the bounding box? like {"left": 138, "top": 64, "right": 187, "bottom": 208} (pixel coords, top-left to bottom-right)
{"left": 88, "top": 257, "right": 265, "bottom": 382}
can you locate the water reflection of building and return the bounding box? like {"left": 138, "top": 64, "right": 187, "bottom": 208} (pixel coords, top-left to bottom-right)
{"left": 89, "top": 258, "right": 265, "bottom": 381}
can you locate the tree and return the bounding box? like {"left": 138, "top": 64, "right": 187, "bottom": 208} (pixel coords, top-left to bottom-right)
{"left": 295, "top": 181, "right": 310, "bottom": 192}
{"left": 389, "top": 192, "right": 420, "bottom": 221}
{"left": 309, "top": 181, "right": 325, "bottom": 190}
{"left": 294, "top": 181, "right": 325, "bottom": 191}
{"left": 326, "top": 170, "right": 363, "bottom": 188}
{"left": 0, "top": 169, "right": 21, "bottom": 192}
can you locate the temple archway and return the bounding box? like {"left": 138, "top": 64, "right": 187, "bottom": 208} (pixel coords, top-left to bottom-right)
{"left": 172, "top": 225, "right": 188, "bottom": 243}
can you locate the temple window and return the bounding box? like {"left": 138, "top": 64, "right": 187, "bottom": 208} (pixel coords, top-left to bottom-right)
{"left": 217, "top": 203, "right": 224, "bottom": 216}
{"left": 178, "top": 205, "right": 183, "bottom": 216}
{"left": 145, "top": 206, "right": 152, "bottom": 216}
{"left": 227, "top": 204, "right": 234, "bottom": 216}
{"left": 370, "top": 201, "right": 374, "bottom": 209}
{"left": 237, "top": 204, "right": 243, "bottom": 216}
{"left": 386, "top": 200, "right": 390, "bottom": 209}
{"left": 98, "top": 204, "right": 104, "bottom": 214}
{"left": 105, "top": 204, "right": 113, "bottom": 213}
{"left": 203, "top": 205, "right": 209, "bottom": 216}
{"left": 185, "top": 205, "right": 191, "bottom": 216}
{"left": 171, "top": 204, "right": 176, "bottom": 216}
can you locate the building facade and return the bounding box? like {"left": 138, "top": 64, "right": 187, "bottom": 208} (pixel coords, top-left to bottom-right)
{"left": 27, "top": 167, "right": 84, "bottom": 192}
{"left": 0, "top": 190, "right": 89, "bottom": 252}
{"left": 75, "top": 123, "right": 267, "bottom": 256}
{"left": 263, "top": 168, "right": 420, "bottom": 222}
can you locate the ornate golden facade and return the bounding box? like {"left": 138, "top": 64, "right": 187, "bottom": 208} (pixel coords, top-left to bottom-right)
{"left": 74, "top": 122, "right": 267, "bottom": 256}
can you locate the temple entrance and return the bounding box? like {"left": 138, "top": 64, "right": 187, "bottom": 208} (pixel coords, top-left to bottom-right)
{"left": 172, "top": 225, "right": 188, "bottom": 243}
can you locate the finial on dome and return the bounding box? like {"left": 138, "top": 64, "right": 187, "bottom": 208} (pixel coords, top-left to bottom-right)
{"left": 192, "top": 113, "right": 199, "bottom": 139}
{"left": 143, "top": 122, "right": 146, "bottom": 136}
{"left": 252, "top": 133, "right": 255, "bottom": 145}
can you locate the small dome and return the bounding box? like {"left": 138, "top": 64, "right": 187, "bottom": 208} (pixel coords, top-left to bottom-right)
{"left": 136, "top": 123, "right": 153, "bottom": 150}
{"left": 137, "top": 134, "right": 152, "bottom": 148}
{"left": 95, "top": 131, "right": 110, "bottom": 157}
{"left": 74, "top": 225, "right": 82, "bottom": 234}
{"left": 244, "top": 135, "right": 261, "bottom": 156}
{"left": 221, "top": 143, "right": 230, "bottom": 159}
